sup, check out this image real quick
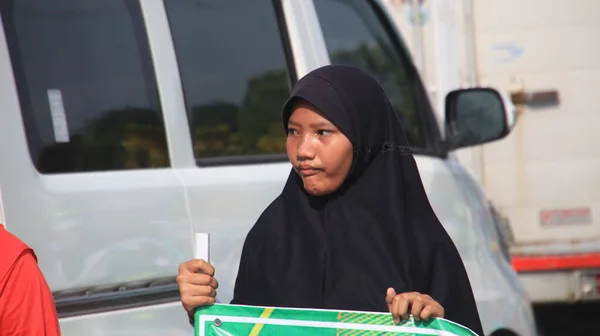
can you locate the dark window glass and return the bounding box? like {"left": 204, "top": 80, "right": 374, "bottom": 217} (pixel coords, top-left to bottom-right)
{"left": 0, "top": 0, "right": 168, "bottom": 173}
{"left": 314, "top": 0, "right": 429, "bottom": 148}
{"left": 164, "top": 0, "right": 293, "bottom": 161}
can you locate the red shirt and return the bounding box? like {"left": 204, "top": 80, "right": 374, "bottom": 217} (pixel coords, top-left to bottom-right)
{"left": 0, "top": 225, "right": 61, "bottom": 335}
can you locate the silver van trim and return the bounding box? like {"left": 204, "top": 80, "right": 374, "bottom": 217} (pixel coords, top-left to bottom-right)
{"left": 53, "top": 276, "right": 179, "bottom": 318}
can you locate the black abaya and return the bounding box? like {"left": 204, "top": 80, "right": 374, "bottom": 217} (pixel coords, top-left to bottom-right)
{"left": 230, "top": 65, "right": 484, "bottom": 335}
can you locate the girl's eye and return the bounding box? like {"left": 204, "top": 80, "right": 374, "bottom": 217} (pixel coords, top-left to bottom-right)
{"left": 287, "top": 128, "right": 298, "bottom": 136}
{"left": 317, "top": 130, "right": 333, "bottom": 136}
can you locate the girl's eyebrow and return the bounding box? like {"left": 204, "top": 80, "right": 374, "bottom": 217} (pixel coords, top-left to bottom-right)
{"left": 310, "top": 122, "right": 334, "bottom": 128}
{"left": 288, "top": 120, "right": 333, "bottom": 129}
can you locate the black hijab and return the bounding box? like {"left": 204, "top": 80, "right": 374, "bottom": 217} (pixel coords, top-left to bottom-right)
{"left": 231, "top": 65, "right": 484, "bottom": 335}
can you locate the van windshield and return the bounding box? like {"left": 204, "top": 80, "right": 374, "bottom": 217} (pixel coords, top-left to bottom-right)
{"left": 313, "top": 0, "right": 434, "bottom": 150}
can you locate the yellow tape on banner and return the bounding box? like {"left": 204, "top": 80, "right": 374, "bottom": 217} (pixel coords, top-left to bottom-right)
{"left": 248, "top": 307, "right": 275, "bottom": 336}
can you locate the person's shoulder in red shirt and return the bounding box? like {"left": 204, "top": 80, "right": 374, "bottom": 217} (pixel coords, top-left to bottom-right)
{"left": 0, "top": 224, "right": 61, "bottom": 335}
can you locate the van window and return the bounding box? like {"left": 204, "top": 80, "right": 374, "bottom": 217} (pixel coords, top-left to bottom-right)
{"left": 164, "top": 0, "right": 293, "bottom": 163}
{"left": 313, "top": 0, "right": 429, "bottom": 149}
{"left": 0, "top": 0, "right": 168, "bottom": 173}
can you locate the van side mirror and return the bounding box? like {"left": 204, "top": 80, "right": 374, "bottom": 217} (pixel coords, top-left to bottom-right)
{"left": 444, "top": 88, "right": 514, "bottom": 150}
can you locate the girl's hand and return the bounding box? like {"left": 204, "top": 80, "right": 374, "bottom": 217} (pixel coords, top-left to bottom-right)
{"left": 177, "top": 259, "right": 219, "bottom": 320}
{"left": 385, "top": 288, "right": 445, "bottom": 324}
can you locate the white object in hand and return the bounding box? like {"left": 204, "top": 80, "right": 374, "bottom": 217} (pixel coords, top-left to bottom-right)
{"left": 194, "top": 232, "right": 210, "bottom": 262}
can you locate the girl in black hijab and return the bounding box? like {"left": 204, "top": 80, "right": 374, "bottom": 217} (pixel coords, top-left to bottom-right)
{"left": 178, "top": 65, "right": 484, "bottom": 335}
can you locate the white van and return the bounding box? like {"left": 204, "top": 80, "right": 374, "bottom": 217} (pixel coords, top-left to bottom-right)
{"left": 0, "top": 0, "right": 537, "bottom": 335}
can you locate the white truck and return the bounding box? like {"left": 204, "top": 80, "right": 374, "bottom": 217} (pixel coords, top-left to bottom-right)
{"left": 386, "top": 0, "right": 600, "bottom": 305}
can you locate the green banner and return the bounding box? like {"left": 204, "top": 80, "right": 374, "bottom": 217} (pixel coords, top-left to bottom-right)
{"left": 195, "top": 303, "right": 479, "bottom": 336}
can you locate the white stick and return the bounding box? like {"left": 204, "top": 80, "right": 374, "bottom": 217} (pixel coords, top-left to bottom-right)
{"left": 194, "top": 232, "right": 210, "bottom": 262}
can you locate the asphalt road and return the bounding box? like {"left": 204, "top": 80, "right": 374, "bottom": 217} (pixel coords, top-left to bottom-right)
{"left": 534, "top": 302, "right": 600, "bottom": 336}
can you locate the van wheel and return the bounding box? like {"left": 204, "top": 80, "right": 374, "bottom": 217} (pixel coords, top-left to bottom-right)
{"left": 490, "top": 329, "right": 519, "bottom": 336}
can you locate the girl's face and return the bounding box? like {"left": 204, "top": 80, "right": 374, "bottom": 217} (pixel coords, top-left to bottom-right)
{"left": 286, "top": 100, "right": 353, "bottom": 196}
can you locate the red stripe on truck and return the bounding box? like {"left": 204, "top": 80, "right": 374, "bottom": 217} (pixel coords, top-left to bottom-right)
{"left": 512, "top": 253, "right": 600, "bottom": 272}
